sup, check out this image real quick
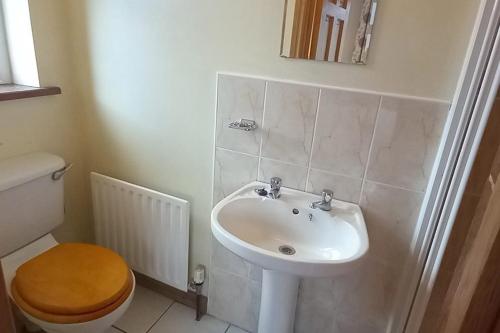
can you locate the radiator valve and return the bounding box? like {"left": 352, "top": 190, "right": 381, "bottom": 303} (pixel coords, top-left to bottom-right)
{"left": 193, "top": 264, "right": 205, "bottom": 285}
{"left": 188, "top": 265, "right": 206, "bottom": 322}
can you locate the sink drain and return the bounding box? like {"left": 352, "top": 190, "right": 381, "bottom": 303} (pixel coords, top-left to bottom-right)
{"left": 279, "top": 245, "right": 296, "bottom": 255}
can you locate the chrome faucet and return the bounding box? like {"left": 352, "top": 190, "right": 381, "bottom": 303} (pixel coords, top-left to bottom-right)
{"left": 310, "top": 189, "right": 334, "bottom": 211}
{"left": 268, "top": 177, "right": 282, "bottom": 199}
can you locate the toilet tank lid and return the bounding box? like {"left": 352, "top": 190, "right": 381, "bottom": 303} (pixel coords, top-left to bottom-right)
{"left": 0, "top": 152, "right": 65, "bottom": 192}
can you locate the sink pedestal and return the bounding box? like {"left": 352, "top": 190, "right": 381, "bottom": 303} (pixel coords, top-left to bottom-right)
{"left": 258, "top": 269, "right": 300, "bottom": 333}
{"left": 212, "top": 182, "right": 370, "bottom": 332}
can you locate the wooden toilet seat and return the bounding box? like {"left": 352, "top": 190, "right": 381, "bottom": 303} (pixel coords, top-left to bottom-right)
{"left": 11, "top": 243, "right": 133, "bottom": 324}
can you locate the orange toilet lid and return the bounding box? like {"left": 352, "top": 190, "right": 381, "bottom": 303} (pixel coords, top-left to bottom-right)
{"left": 12, "top": 271, "right": 133, "bottom": 324}
{"left": 13, "top": 243, "right": 130, "bottom": 315}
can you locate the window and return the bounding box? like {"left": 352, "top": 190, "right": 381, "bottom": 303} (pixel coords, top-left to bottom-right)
{"left": 0, "top": 0, "right": 39, "bottom": 87}
{"left": 0, "top": 0, "right": 60, "bottom": 101}
{"left": 0, "top": 4, "right": 11, "bottom": 84}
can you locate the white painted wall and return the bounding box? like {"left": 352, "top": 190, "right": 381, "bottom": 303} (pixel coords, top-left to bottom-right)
{"left": 64, "top": 0, "right": 479, "bottom": 274}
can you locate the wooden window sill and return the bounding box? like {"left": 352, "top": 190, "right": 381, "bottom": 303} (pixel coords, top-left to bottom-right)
{"left": 0, "top": 84, "right": 61, "bottom": 101}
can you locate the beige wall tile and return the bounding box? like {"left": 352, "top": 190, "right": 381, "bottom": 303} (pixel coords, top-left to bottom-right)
{"left": 366, "top": 97, "right": 449, "bottom": 191}
{"left": 211, "top": 76, "right": 449, "bottom": 333}
{"left": 360, "top": 181, "right": 424, "bottom": 267}
{"left": 295, "top": 259, "right": 397, "bottom": 333}
{"left": 216, "top": 75, "right": 266, "bottom": 155}
{"left": 261, "top": 82, "right": 319, "bottom": 166}
{"left": 213, "top": 148, "right": 258, "bottom": 205}
{"left": 311, "top": 89, "right": 380, "bottom": 178}
{"left": 258, "top": 158, "right": 308, "bottom": 190}
{"left": 307, "top": 169, "right": 363, "bottom": 204}
{"left": 208, "top": 269, "right": 261, "bottom": 333}
{"left": 212, "top": 237, "right": 249, "bottom": 278}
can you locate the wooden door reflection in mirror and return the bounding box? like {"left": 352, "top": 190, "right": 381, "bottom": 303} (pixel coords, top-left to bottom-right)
{"left": 281, "top": 0, "right": 377, "bottom": 64}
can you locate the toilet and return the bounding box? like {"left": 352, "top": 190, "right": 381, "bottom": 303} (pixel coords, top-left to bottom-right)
{"left": 0, "top": 152, "right": 135, "bottom": 333}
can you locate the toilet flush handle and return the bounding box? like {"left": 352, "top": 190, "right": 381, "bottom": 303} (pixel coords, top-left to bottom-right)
{"left": 51, "top": 163, "right": 73, "bottom": 181}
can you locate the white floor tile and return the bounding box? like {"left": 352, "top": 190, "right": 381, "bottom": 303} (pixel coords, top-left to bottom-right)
{"left": 149, "top": 302, "right": 229, "bottom": 333}
{"left": 105, "top": 327, "right": 124, "bottom": 333}
{"left": 114, "top": 285, "right": 174, "bottom": 333}
{"left": 227, "top": 325, "right": 250, "bottom": 333}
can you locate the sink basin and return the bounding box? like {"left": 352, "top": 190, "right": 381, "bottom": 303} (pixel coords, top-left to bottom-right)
{"left": 211, "top": 181, "right": 369, "bottom": 277}
{"left": 211, "top": 181, "right": 369, "bottom": 333}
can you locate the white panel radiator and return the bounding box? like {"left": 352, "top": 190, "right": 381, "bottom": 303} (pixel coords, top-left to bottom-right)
{"left": 91, "top": 172, "right": 190, "bottom": 291}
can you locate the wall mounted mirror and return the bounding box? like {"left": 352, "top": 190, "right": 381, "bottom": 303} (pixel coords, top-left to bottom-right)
{"left": 281, "top": 0, "right": 378, "bottom": 64}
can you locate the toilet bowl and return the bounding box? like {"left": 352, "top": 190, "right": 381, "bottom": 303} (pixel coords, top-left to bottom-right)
{"left": 1, "top": 234, "right": 136, "bottom": 333}
{"left": 0, "top": 153, "right": 135, "bottom": 333}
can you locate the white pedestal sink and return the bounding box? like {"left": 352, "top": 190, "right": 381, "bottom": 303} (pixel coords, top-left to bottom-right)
{"left": 211, "top": 182, "right": 369, "bottom": 333}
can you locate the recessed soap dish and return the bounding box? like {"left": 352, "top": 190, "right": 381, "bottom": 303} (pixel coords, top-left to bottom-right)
{"left": 228, "top": 119, "right": 257, "bottom": 131}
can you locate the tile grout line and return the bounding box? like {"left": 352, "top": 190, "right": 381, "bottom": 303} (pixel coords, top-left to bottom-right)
{"left": 308, "top": 166, "right": 364, "bottom": 181}
{"left": 211, "top": 74, "right": 221, "bottom": 208}
{"left": 305, "top": 88, "right": 322, "bottom": 191}
{"left": 144, "top": 300, "right": 177, "bottom": 333}
{"left": 364, "top": 179, "right": 426, "bottom": 194}
{"left": 216, "top": 71, "right": 450, "bottom": 104}
{"left": 224, "top": 323, "right": 231, "bottom": 333}
{"left": 256, "top": 81, "right": 269, "bottom": 181}
{"left": 358, "top": 95, "right": 383, "bottom": 203}
{"left": 111, "top": 325, "right": 127, "bottom": 333}
{"left": 259, "top": 156, "right": 308, "bottom": 169}
{"left": 216, "top": 147, "right": 259, "bottom": 158}
{"left": 212, "top": 265, "right": 252, "bottom": 282}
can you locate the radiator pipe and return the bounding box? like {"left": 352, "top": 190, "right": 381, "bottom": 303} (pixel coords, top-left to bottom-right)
{"left": 189, "top": 265, "right": 206, "bottom": 321}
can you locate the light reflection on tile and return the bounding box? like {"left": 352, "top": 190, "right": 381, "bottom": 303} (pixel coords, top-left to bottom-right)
{"left": 261, "top": 82, "right": 319, "bottom": 166}
{"left": 366, "top": 97, "right": 448, "bottom": 191}
{"left": 213, "top": 148, "right": 258, "bottom": 205}
{"left": 311, "top": 89, "right": 379, "bottom": 178}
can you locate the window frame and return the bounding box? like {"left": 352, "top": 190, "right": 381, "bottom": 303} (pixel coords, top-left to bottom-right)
{"left": 0, "top": 0, "right": 61, "bottom": 101}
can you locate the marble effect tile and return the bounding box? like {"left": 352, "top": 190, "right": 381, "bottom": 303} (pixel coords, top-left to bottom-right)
{"left": 360, "top": 181, "right": 424, "bottom": 267}
{"left": 366, "top": 97, "right": 449, "bottom": 191}
{"left": 307, "top": 168, "right": 362, "bottom": 203}
{"left": 216, "top": 75, "right": 266, "bottom": 155}
{"left": 149, "top": 303, "right": 228, "bottom": 333}
{"left": 213, "top": 148, "right": 258, "bottom": 205}
{"left": 113, "top": 285, "right": 173, "bottom": 333}
{"left": 311, "top": 89, "right": 379, "bottom": 178}
{"left": 248, "top": 262, "right": 262, "bottom": 282}
{"left": 208, "top": 269, "right": 261, "bottom": 333}
{"left": 211, "top": 75, "right": 450, "bottom": 333}
{"left": 295, "top": 259, "right": 397, "bottom": 333}
{"left": 105, "top": 327, "right": 123, "bottom": 333}
{"left": 331, "top": 259, "right": 398, "bottom": 328}
{"left": 295, "top": 278, "right": 337, "bottom": 333}
{"left": 261, "top": 82, "right": 319, "bottom": 166}
{"left": 332, "top": 313, "right": 385, "bottom": 333}
{"left": 212, "top": 237, "right": 248, "bottom": 277}
{"left": 258, "top": 158, "right": 307, "bottom": 190}
{"left": 212, "top": 236, "right": 262, "bottom": 282}
{"left": 227, "top": 325, "right": 250, "bottom": 333}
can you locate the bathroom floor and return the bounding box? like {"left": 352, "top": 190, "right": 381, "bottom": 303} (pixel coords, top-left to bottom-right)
{"left": 104, "top": 285, "right": 246, "bottom": 333}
